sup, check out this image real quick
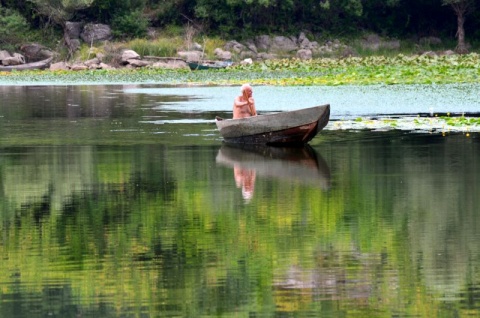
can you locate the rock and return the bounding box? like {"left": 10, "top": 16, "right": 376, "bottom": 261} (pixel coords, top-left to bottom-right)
{"left": 241, "top": 58, "right": 253, "bottom": 65}
{"left": 269, "top": 36, "right": 298, "bottom": 53}
{"left": 244, "top": 40, "right": 258, "bottom": 54}
{"left": 0, "top": 50, "right": 11, "bottom": 61}
{"left": 99, "top": 62, "right": 115, "bottom": 70}
{"left": 127, "top": 59, "right": 150, "bottom": 67}
{"left": 65, "top": 21, "right": 84, "bottom": 39}
{"left": 151, "top": 60, "right": 188, "bottom": 69}
{"left": 2, "top": 53, "right": 25, "bottom": 66}
{"left": 80, "top": 23, "right": 112, "bottom": 43}
{"left": 442, "top": 50, "right": 455, "bottom": 56}
{"left": 121, "top": 50, "right": 140, "bottom": 64}
{"left": 298, "top": 32, "right": 311, "bottom": 49}
{"left": 50, "top": 62, "right": 70, "bottom": 71}
{"left": 70, "top": 63, "right": 88, "bottom": 71}
{"left": 214, "top": 48, "right": 232, "bottom": 60}
{"left": 191, "top": 42, "right": 203, "bottom": 51}
{"left": 2, "top": 55, "right": 25, "bottom": 66}
{"left": 69, "top": 39, "right": 81, "bottom": 52}
{"left": 84, "top": 58, "right": 100, "bottom": 67}
{"left": 224, "top": 40, "right": 246, "bottom": 53}
{"left": 20, "top": 43, "right": 53, "bottom": 60}
{"left": 296, "top": 49, "right": 312, "bottom": 60}
{"left": 254, "top": 35, "right": 271, "bottom": 51}
{"left": 257, "top": 52, "right": 277, "bottom": 60}
{"left": 421, "top": 51, "right": 438, "bottom": 57}
{"left": 239, "top": 51, "right": 256, "bottom": 60}
{"left": 177, "top": 51, "right": 204, "bottom": 62}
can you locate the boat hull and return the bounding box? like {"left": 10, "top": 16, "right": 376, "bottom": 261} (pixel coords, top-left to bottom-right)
{"left": 188, "top": 60, "right": 232, "bottom": 70}
{"left": 216, "top": 104, "right": 330, "bottom": 145}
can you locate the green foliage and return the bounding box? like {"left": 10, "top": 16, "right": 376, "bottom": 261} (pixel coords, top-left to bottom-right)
{"left": 28, "top": 0, "right": 95, "bottom": 23}
{"left": 111, "top": 10, "right": 149, "bottom": 39}
{"left": 0, "top": 7, "right": 31, "bottom": 49}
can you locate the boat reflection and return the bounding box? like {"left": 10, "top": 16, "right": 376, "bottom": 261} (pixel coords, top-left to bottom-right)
{"left": 216, "top": 144, "right": 331, "bottom": 201}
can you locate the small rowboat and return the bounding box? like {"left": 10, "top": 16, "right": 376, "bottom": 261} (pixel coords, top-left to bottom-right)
{"left": 0, "top": 57, "right": 53, "bottom": 72}
{"left": 215, "top": 104, "right": 330, "bottom": 145}
{"left": 188, "top": 60, "right": 233, "bottom": 70}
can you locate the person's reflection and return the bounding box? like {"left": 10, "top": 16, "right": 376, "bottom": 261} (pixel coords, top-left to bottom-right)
{"left": 234, "top": 164, "right": 256, "bottom": 202}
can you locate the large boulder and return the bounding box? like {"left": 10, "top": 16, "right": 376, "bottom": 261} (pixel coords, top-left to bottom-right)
{"left": 80, "top": 23, "right": 112, "bottom": 43}
{"left": 66, "top": 21, "right": 84, "bottom": 39}
{"left": 214, "top": 48, "right": 232, "bottom": 60}
{"left": 20, "top": 43, "right": 53, "bottom": 61}
{"left": 177, "top": 51, "right": 204, "bottom": 62}
{"left": 0, "top": 50, "right": 11, "bottom": 61}
{"left": 2, "top": 53, "right": 25, "bottom": 66}
{"left": 50, "top": 61, "right": 70, "bottom": 71}
{"left": 121, "top": 50, "right": 140, "bottom": 65}
{"left": 269, "top": 36, "right": 298, "bottom": 54}
{"left": 296, "top": 49, "right": 312, "bottom": 60}
{"left": 254, "top": 35, "right": 271, "bottom": 51}
{"left": 224, "top": 40, "right": 246, "bottom": 54}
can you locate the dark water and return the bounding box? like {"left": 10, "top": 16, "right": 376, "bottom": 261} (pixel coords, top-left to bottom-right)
{"left": 1, "top": 85, "right": 479, "bottom": 317}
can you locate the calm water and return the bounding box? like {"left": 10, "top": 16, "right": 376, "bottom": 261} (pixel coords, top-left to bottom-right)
{"left": 1, "top": 85, "right": 479, "bottom": 317}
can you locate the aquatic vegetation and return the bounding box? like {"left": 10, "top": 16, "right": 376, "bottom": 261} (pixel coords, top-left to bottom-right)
{"left": 0, "top": 53, "right": 479, "bottom": 86}
{"left": 328, "top": 115, "right": 480, "bottom": 134}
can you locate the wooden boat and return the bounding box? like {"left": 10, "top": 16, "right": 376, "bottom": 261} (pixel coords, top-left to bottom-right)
{"left": 0, "top": 57, "right": 53, "bottom": 72}
{"left": 216, "top": 144, "right": 331, "bottom": 190}
{"left": 188, "top": 60, "right": 232, "bottom": 70}
{"left": 215, "top": 104, "right": 330, "bottom": 145}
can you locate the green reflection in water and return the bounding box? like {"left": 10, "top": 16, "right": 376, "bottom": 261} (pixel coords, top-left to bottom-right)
{"left": 0, "top": 131, "right": 479, "bottom": 317}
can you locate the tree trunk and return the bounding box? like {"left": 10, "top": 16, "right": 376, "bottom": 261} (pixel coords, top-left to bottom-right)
{"left": 455, "top": 10, "right": 468, "bottom": 53}
{"left": 63, "top": 25, "right": 75, "bottom": 59}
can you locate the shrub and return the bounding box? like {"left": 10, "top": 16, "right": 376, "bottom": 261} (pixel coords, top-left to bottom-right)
{"left": 111, "top": 10, "right": 149, "bottom": 39}
{"left": 0, "top": 7, "right": 31, "bottom": 50}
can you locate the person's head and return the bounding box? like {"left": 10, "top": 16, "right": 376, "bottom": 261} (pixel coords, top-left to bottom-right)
{"left": 241, "top": 83, "right": 252, "bottom": 97}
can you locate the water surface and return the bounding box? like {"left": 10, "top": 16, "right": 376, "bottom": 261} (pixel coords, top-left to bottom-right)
{"left": 1, "top": 84, "right": 479, "bottom": 317}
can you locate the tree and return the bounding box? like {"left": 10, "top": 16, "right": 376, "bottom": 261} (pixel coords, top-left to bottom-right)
{"left": 442, "top": 0, "right": 475, "bottom": 53}
{"left": 27, "top": 0, "right": 95, "bottom": 56}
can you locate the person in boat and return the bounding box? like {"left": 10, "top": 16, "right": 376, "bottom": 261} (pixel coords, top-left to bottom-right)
{"left": 233, "top": 83, "right": 257, "bottom": 119}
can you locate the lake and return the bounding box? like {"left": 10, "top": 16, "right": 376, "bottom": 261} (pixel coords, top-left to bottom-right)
{"left": 0, "top": 84, "right": 479, "bottom": 317}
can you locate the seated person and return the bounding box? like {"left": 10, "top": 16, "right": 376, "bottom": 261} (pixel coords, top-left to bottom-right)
{"left": 233, "top": 83, "right": 257, "bottom": 119}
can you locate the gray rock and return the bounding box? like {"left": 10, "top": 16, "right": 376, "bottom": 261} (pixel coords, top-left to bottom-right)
{"left": 244, "top": 40, "right": 258, "bottom": 54}
{"left": 177, "top": 51, "right": 204, "bottom": 62}
{"left": 99, "top": 62, "right": 115, "bottom": 70}
{"left": 214, "top": 48, "right": 232, "bottom": 60}
{"left": 257, "top": 52, "right": 278, "bottom": 60}
{"left": 296, "top": 49, "right": 312, "bottom": 60}
{"left": 65, "top": 21, "right": 84, "bottom": 39}
{"left": 2, "top": 54, "right": 25, "bottom": 66}
{"left": 127, "top": 59, "right": 151, "bottom": 67}
{"left": 270, "top": 36, "right": 298, "bottom": 53}
{"left": 192, "top": 42, "right": 203, "bottom": 51}
{"left": 224, "top": 40, "right": 245, "bottom": 53}
{"left": 70, "top": 39, "right": 81, "bottom": 52}
{"left": 151, "top": 60, "right": 188, "bottom": 69}
{"left": 298, "top": 32, "right": 311, "bottom": 49}
{"left": 84, "top": 58, "right": 100, "bottom": 67}
{"left": 121, "top": 50, "right": 140, "bottom": 63}
{"left": 80, "top": 23, "right": 112, "bottom": 43}
{"left": 70, "top": 63, "right": 89, "bottom": 71}
{"left": 0, "top": 50, "right": 11, "bottom": 61}
{"left": 20, "top": 43, "right": 53, "bottom": 60}
{"left": 254, "top": 35, "right": 271, "bottom": 51}
{"left": 50, "top": 62, "right": 70, "bottom": 71}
